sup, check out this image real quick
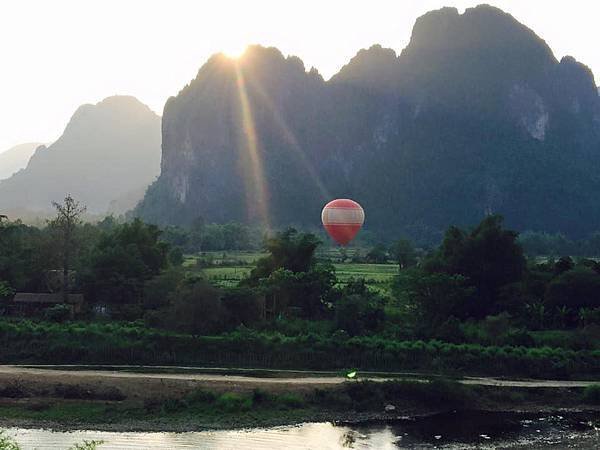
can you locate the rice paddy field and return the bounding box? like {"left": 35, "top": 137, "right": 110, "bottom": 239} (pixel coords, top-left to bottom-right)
{"left": 183, "top": 250, "right": 398, "bottom": 294}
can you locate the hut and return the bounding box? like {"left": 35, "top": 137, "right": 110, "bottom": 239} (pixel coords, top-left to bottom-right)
{"left": 9, "top": 293, "right": 84, "bottom": 318}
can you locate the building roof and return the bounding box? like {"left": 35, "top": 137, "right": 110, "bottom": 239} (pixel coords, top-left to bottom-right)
{"left": 12, "top": 293, "right": 84, "bottom": 305}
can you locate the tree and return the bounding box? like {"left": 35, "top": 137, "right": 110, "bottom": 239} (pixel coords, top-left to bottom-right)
{"left": 49, "top": 195, "right": 86, "bottom": 301}
{"left": 143, "top": 268, "right": 183, "bottom": 310}
{"left": 391, "top": 238, "right": 417, "bottom": 269}
{"left": 395, "top": 268, "right": 475, "bottom": 333}
{"left": 545, "top": 267, "right": 600, "bottom": 326}
{"left": 84, "top": 219, "right": 169, "bottom": 309}
{"left": 334, "top": 279, "right": 385, "bottom": 336}
{"left": 0, "top": 281, "right": 13, "bottom": 301}
{"left": 249, "top": 228, "right": 321, "bottom": 281}
{"left": 554, "top": 256, "right": 574, "bottom": 275}
{"left": 242, "top": 229, "right": 335, "bottom": 319}
{"left": 0, "top": 220, "right": 45, "bottom": 291}
{"left": 170, "top": 278, "right": 225, "bottom": 336}
{"left": 365, "top": 244, "right": 388, "bottom": 263}
{"left": 424, "top": 215, "right": 526, "bottom": 318}
{"left": 260, "top": 264, "right": 336, "bottom": 319}
{"left": 483, "top": 312, "right": 511, "bottom": 345}
{"left": 222, "top": 287, "right": 265, "bottom": 327}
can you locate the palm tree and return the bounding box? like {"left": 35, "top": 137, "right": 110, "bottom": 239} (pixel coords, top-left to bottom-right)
{"left": 579, "top": 308, "right": 591, "bottom": 328}
{"left": 555, "top": 306, "right": 570, "bottom": 329}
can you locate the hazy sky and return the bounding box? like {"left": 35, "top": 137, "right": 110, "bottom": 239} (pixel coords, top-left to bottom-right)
{"left": 1, "top": 0, "right": 599, "bottom": 153}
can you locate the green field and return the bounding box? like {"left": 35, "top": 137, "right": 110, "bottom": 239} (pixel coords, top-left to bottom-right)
{"left": 183, "top": 251, "right": 398, "bottom": 292}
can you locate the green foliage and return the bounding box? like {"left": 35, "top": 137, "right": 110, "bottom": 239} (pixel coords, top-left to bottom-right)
{"left": 43, "top": 304, "right": 71, "bottom": 323}
{"left": 334, "top": 279, "right": 385, "bottom": 336}
{"left": 582, "top": 384, "right": 600, "bottom": 404}
{"left": 47, "top": 195, "right": 87, "bottom": 298}
{"left": 0, "top": 220, "right": 47, "bottom": 292}
{"left": 395, "top": 268, "right": 475, "bottom": 332}
{"left": 519, "top": 231, "right": 575, "bottom": 257}
{"left": 365, "top": 244, "right": 388, "bottom": 264}
{"left": 250, "top": 228, "right": 321, "bottom": 280}
{"left": 426, "top": 215, "right": 526, "bottom": 317}
{"left": 545, "top": 268, "right": 600, "bottom": 316}
{"left": 167, "top": 246, "right": 184, "bottom": 266}
{"left": 0, "top": 282, "right": 14, "bottom": 301}
{"left": 482, "top": 312, "right": 512, "bottom": 345}
{"left": 186, "top": 388, "right": 217, "bottom": 405}
{"left": 169, "top": 278, "right": 225, "bottom": 336}
{"left": 0, "top": 431, "right": 21, "bottom": 450}
{"left": 242, "top": 229, "right": 335, "bottom": 319}
{"left": 142, "top": 269, "right": 183, "bottom": 310}
{"left": 391, "top": 238, "right": 418, "bottom": 269}
{"left": 0, "top": 319, "right": 597, "bottom": 378}
{"left": 216, "top": 392, "right": 252, "bottom": 412}
{"left": 68, "top": 441, "right": 104, "bottom": 450}
{"left": 221, "top": 287, "right": 264, "bottom": 327}
{"left": 83, "top": 219, "right": 169, "bottom": 308}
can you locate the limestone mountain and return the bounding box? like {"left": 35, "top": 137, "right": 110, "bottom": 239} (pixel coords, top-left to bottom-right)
{"left": 0, "top": 96, "right": 161, "bottom": 217}
{"left": 0, "top": 143, "right": 42, "bottom": 180}
{"left": 136, "top": 5, "right": 600, "bottom": 241}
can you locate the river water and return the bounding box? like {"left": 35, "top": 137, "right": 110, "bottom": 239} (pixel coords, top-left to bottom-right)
{"left": 3, "top": 411, "right": 599, "bottom": 449}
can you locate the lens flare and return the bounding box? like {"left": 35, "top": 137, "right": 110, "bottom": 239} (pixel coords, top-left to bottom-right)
{"left": 233, "top": 63, "right": 271, "bottom": 229}
{"left": 245, "top": 75, "right": 330, "bottom": 202}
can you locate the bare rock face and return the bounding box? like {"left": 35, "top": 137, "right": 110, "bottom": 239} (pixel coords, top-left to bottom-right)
{"left": 136, "top": 5, "right": 600, "bottom": 240}
{"left": 0, "top": 96, "right": 161, "bottom": 217}
{"left": 509, "top": 84, "right": 548, "bottom": 140}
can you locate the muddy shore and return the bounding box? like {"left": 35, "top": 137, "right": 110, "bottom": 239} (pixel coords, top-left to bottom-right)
{"left": 0, "top": 365, "right": 597, "bottom": 433}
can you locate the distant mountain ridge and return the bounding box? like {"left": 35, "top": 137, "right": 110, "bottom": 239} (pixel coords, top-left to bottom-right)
{"left": 0, "top": 96, "right": 161, "bottom": 217}
{"left": 0, "top": 143, "right": 42, "bottom": 180}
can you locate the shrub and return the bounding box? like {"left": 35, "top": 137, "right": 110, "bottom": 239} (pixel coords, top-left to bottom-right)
{"left": 310, "top": 388, "right": 352, "bottom": 410}
{"left": 345, "top": 381, "right": 385, "bottom": 411}
{"left": 380, "top": 379, "right": 472, "bottom": 408}
{"left": 0, "top": 431, "right": 21, "bottom": 450}
{"left": 582, "top": 384, "right": 600, "bottom": 404}
{"left": 44, "top": 304, "right": 71, "bottom": 323}
{"left": 69, "top": 441, "right": 104, "bottom": 450}
{"left": 251, "top": 388, "right": 271, "bottom": 405}
{"left": 161, "top": 398, "right": 186, "bottom": 413}
{"left": 186, "top": 389, "right": 217, "bottom": 405}
{"left": 55, "top": 384, "right": 92, "bottom": 399}
{"left": 0, "top": 382, "right": 27, "bottom": 398}
{"left": 97, "top": 386, "right": 126, "bottom": 401}
{"left": 277, "top": 392, "right": 305, "bottom": 409}
{"left": 216, "top": 392, "right": 252, "bottom": 412}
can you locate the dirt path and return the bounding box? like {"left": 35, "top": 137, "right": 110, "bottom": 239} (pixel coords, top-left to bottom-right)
{"left": 0, "top": 365, "right": 597, "bottom": 402}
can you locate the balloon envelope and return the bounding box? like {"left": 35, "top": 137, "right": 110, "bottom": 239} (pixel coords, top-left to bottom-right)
{"left": 321, "top": 199, "right": 364, "bottom": 245}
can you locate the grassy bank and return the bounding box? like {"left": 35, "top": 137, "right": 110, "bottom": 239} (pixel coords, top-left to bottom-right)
{"left": 0, "top": 380, "right": 598, "bottom": 432}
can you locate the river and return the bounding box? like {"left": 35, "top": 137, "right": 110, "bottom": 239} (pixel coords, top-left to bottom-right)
{"left": 3, "top": 411, "right": 599, "bottom": 449}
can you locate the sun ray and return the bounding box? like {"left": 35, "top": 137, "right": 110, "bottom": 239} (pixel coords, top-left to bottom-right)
{"left": 245, "top": 75, "right": 330, "bottom": 202}
{"left": 233, "top": 63, "right": 271, "bottom": 230}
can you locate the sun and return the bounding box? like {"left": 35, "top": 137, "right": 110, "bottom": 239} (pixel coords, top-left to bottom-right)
{"left": 223, "top": 44, "right": 247, "bottom": 59}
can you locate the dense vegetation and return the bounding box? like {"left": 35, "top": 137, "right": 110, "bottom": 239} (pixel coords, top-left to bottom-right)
{"left": 1, "top": 199, "right": 600, "bottom": 379}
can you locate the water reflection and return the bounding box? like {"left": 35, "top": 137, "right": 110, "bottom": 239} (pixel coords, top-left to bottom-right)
{"left": 3, "top": 411, "right": 599, "bottom": 450}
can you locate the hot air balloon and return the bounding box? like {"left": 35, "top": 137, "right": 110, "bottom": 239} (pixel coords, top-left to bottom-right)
{"left": 321, "top": 199, "right": 364, "bottom": 246}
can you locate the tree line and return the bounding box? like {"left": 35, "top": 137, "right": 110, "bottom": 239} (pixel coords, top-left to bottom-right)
{"left": 1, "top": 198, "right": 599, "bottom": 359}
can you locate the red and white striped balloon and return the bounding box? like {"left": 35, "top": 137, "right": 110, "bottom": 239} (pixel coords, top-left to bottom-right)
{"left": 321, "top": 199, "right": 365, "bottom": 246}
